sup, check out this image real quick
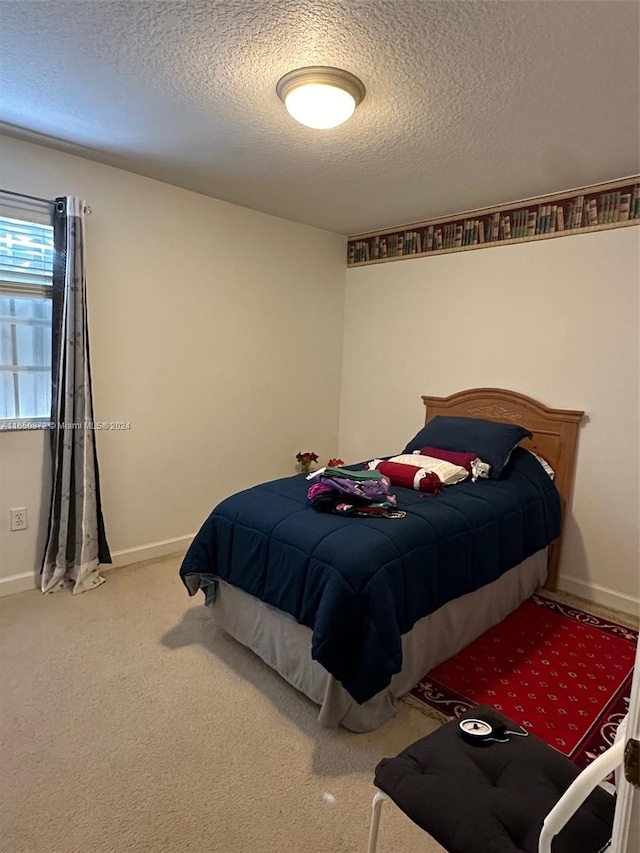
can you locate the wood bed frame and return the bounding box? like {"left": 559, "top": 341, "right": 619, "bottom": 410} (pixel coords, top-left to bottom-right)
{"left": 421, "top": 388, "right": 584, "bottom": 591}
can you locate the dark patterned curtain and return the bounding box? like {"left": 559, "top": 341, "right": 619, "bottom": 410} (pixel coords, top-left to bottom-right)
{"left": 42, "top": 197, "right": 111, "bottom": 594}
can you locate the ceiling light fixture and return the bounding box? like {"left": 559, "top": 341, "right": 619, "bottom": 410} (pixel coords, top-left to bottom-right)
{"left": 276, "top": 66, "right": 366, "bottom": 130}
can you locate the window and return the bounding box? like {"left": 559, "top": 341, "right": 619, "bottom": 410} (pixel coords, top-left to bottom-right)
{"left": 0, "top": 200, "right": 54, "bottom": 425}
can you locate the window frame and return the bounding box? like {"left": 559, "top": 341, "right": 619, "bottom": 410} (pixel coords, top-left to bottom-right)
{"left": 0, "top": 199, "right": 55, "bottom": 430}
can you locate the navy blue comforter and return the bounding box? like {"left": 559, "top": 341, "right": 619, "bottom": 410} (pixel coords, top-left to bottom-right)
{"left": 180, "top": 448, "right": 560, "bottom": 703}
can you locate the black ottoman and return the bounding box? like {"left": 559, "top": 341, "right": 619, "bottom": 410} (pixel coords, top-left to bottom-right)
{"left": 373, "top": 706, "right": 614, "bottom": 853}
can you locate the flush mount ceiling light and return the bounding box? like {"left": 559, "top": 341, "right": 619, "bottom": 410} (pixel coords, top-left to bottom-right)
{"left": 276, "top": 66, "right": 366, "bottom": 130}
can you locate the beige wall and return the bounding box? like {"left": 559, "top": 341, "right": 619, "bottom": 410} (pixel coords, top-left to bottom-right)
{"left": 0, "top": 135, "right": 346, "bottom": 592}
{"left": 339, "top": 228, "right": 640, "bottom": 612}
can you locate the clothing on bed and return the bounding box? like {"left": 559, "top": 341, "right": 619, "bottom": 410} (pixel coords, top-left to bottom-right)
{"left": 309, "top": 492, "right": 407, "bottom": 518}
{"left": 313, "top": 466, "right": 383, "bottom": 482}
{"left": 316, "top": 469, "right": 393, "bottom": 502}
{"left": 180, "top": 447, "right": 561, "bottom": 705}
{"left": 307, "top": 466, "right": 402, "bottom": 517}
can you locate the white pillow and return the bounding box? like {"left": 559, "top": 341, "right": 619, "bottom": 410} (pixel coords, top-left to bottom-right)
{"left": 528, "top": 451, "right": 555, "bottom": 480}
{"left": 387, "top": 454, "right": 469, "bottom": 485}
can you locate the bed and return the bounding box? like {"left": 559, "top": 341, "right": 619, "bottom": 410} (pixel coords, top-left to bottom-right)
{"left": 180, "top": 388, "right": 584, "bottom": 732}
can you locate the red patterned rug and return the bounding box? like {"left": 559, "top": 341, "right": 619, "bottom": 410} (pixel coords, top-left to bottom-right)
{"left": 409, "top": 594, "right": 637, "bottom": 769}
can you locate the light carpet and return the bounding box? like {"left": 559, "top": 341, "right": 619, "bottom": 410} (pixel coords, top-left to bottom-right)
{"left": 0, "top": 556, "right": 443, "bottom": 853}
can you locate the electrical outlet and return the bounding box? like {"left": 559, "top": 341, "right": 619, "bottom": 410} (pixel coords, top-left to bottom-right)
{"left": 10, "top": 507, "right": 28, "bottom": 531}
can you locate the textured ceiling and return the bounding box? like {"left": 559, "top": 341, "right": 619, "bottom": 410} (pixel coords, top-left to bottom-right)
{"left": 1, "top": 0, "right": 639, "bottom": 235}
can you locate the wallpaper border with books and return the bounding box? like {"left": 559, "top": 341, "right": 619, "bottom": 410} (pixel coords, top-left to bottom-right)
{"left": 347, "top": 177, "right": 640, "bottom": 267}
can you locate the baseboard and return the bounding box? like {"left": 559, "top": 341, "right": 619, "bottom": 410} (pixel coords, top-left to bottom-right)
{"left": 107, "top": 534, "right": 194, "bottom": 569}
{"left": 558, "top": 573, "right": 639, "bottom": 616}
{"left": 0, "top": 571, "right": 39, "bottom": 597}
{"left": 0, "top": 534, "right": 194, "bottom": 597}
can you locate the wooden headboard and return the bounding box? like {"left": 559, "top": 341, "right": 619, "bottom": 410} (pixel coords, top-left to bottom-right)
{"left": 421, "top": 388, "right": 584, "bottom": 591}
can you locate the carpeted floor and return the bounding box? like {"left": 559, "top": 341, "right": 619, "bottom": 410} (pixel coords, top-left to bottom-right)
{"left": 0, "top": 556, "right": 443, "bottom": 853}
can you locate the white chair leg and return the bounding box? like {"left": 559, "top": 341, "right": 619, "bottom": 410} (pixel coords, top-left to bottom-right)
{"left": 368, "top": 790, "right": 389, "bottom": 853}
{"left": 538, "top": 737, "right": 625, "bottom": 853}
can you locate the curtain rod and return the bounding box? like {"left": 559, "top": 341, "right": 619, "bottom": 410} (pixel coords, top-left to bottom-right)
{"left": 0, "top": 187, "right": 54, "bottom": 205}
{"left": 0, "top": 188, "right": 91, "bottom": 214}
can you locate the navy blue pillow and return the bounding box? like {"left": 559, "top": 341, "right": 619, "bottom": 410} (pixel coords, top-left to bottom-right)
{"left": 403, "top": 416, "right": 533, "bottom": 479}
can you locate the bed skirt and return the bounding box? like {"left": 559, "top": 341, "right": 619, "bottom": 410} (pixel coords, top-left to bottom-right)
{"left": 208, "top": 549, "right": 548, "bottom": 732}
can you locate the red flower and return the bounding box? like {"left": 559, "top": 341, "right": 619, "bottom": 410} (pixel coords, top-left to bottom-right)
{"left": 327, "top": 458, "right": 344, "bottom": 467}
{"left": 296, "top": 451, "right": 319, "bottom": 464}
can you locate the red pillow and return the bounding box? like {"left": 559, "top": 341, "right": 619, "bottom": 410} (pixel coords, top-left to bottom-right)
{"left": 375, "top": 461, "right": 442, "bottom": 494}
{"left": 419, "top": 446, "right": 478, "bottom": 473}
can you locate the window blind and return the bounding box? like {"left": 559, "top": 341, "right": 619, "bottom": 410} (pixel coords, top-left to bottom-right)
{"left": 0, "top": 195, "right": 54, "bottom": 422}
{"left": 0, "top": 197, "right": 54, "bottom": 289}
